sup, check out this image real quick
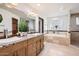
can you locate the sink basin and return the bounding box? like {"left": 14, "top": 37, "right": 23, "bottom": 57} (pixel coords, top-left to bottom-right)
{"left": 0, "top": 33, "right": 43, "bottom": 47}
{"left": 0, "top": 37, "right": 22, "bottom": 46}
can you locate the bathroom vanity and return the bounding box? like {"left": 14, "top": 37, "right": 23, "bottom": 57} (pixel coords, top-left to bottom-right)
{"left": 0, "top": 33, "right": 44, "bottom": 56}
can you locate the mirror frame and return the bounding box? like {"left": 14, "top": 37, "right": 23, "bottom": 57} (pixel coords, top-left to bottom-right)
{"left": 0, "top": 14, "right": 3, "bottom": 23}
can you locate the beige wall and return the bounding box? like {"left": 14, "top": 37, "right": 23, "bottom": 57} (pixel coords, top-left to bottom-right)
{"left": 70, "top": 13, "right": 79, "bottom": 31}
{"left": 70, "top": 13, "right": 79, "bottom": 44}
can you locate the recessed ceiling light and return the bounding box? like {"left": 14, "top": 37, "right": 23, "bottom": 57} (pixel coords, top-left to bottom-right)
{"left": 5, "top": 3, "right": 17, "bottom": 8}
{"left": 37, "top": 4, "right": 40, "bottom": 6}
{"left": 59, "top": 6, "right": 64, "bottom": 11}
{"left": 53, "top": 18, "right": 58, "bottom": 20}
{"left": 5, "top": 4, "right": 12, "bottom": 8}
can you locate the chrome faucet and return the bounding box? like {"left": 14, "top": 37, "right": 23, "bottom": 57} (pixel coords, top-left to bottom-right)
{"left": 4, "top": 29, "right": 8, "bottom": 39}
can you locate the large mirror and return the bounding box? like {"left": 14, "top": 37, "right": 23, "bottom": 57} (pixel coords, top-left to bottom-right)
{"left": 0, "top": 7, "right": 27, "bottom": 38}
{"left": 0, "top": 6, "right": 37, "bottom": 39}
{"left": 28, "top": 19, "right": 35, "bottom": 33}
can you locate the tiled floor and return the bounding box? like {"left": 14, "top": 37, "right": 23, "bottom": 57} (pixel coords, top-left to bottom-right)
{"left": 39, "top": 42, "right": 79, "bottom": 56}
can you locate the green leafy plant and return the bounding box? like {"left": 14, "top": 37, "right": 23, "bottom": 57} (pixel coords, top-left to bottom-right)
{"left": 0, "top": 14, "right": 3, "bottom": 23}
{"left": 19, "top": 18, "right": 28, "bottom": 32}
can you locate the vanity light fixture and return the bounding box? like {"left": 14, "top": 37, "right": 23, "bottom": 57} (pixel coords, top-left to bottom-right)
{"left": 11, "top": 3, "right": 18, "bottom": 6}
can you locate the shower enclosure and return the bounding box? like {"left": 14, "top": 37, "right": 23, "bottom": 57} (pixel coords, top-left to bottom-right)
{"left": 44, "top": 15, "right": 70, "bottom": 46}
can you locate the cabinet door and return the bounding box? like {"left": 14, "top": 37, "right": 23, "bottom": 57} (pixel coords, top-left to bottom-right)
{"left": 36, "top": 39, "right": 41, "bottom": 55}
{"left": 27, "top": 43, "right": 36, "bottom": 56}
{"left": 40, "top": 36, "right": 44, "bottom": 50}
{"left": 25, "top": 47, "right": 28, "bottom": 56}
{"left": 41, "top": 39, "right": 44, "bottom": 50}
{"left": 16, "top": 47, "right": 26, "bottom": 56}
{"left": 6, "top": 52, "right": 17, "bottom": 56}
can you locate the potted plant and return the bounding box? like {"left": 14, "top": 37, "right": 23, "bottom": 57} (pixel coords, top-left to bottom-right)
{"left": 19, "top": 18, "right": 28, "bottom": 36}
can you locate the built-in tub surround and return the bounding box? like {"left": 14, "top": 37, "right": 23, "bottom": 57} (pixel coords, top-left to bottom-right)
{"left": 44, "top": 33, "right": 70, "bottom": 46}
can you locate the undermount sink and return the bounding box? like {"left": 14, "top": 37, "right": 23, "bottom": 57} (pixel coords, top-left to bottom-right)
{"left": 0, "top": 37, "right": 22, "bottom": 47}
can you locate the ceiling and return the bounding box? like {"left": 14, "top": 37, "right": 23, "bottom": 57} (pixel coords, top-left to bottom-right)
{"left": 0, "top": 3, "right": 79, "bottom": 18}
{"left": 27, "top": 3, "right": 79, "bottom": 17}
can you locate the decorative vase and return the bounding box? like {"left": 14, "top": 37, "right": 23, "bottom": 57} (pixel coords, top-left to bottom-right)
{"left": 20, "top": 32, "right": 27, "bottom": 37}
{"left": 20, "top": 32, "right": 24, "bottom": 37}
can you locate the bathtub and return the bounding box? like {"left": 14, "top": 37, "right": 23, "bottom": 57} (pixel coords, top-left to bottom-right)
{"left": 44, "top": 33, "right": 70, "bottom": 46}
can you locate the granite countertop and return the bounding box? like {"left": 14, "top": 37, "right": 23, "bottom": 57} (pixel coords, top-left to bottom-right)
{"left": 0, "top": 33, "right": 43, "bottom": 47}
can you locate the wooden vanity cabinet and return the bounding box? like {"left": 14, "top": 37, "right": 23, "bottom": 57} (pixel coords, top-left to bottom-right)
{"left": 0, "top": 35, "right": 44, "bottom": 56}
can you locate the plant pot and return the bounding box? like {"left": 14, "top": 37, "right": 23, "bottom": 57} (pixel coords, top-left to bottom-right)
{"left": 20, "top": 32, "right": 27, "bottom": 37}
{"left": 23, "top": 32, "right": 27, "bottom": 36}
{"left": 20, "top": 32, "right": 24, "bottom": 37}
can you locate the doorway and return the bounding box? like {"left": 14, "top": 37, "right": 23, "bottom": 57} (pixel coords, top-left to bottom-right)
{"left": 12, "top": 18, "right": 18, "bottom": 36}
{"left": 39, "top": 17, "right": 44, "bottom": 33}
